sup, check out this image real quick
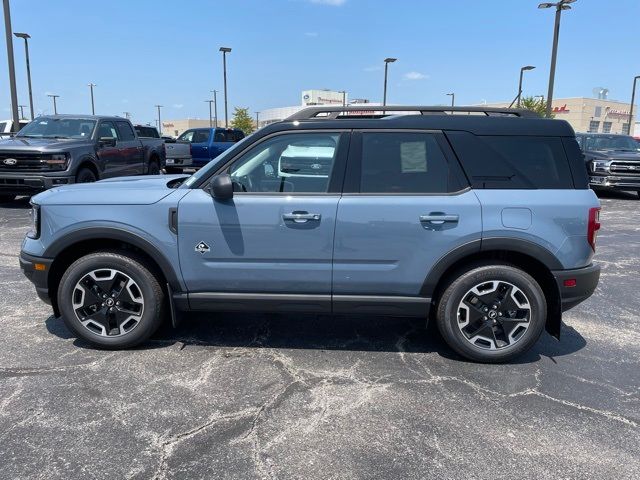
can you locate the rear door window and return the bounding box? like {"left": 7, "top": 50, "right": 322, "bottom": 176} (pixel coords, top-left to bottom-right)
{"left": 178, "top": 130, "right": 194, "bottom": 143}
{"left": 193, "top": 130, "right": 211, "bottom": 143}
{"left": 116, "top": 121, "right": 136, "bottom": 141}
{"left": 98, "top": 121, "right": 119, "bottom": 140}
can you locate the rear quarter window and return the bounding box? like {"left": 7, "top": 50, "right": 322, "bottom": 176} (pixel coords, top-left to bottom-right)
{"left": 446, "top": 131, "right": 574, "bottom": 189}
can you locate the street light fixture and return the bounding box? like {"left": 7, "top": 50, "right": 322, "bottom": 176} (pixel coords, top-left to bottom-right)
{"left": 383, "top": 57, "right": 397, "bottom": 107}
{"left": 154, "top": 105, "right": 163, "bottom": 135}
{"left": 517, "top": 65, "right": 535, "bottom": 107}
{"left": 628, "top": 76, "right": 639, "bottom": 135}
{"left": 538, "top": 0, "right": 577, "bottom": 117}
{"left": 47, "top": 94, "right": 59, "bottom": 114}
{"left": 219, "top": 47, "right": 232, "bottom": 127}
{"left": 88, "top": 83, "right": 96, "bottom": 115}
{"left": 14, "top": 32, "right": 34, "bottom": 120}
{"left": 446, "top": 92, "right": 455, "bottom": 107}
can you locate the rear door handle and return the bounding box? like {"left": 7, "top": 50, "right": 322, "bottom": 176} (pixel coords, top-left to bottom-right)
{"left": 283, "top": 212, "right": 322, "bottom": 223}
{"left": 419, "top": 214, "right": 459, "bottom": 225}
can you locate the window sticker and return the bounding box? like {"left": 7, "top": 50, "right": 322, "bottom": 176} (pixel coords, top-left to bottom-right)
{"left": 400, "top": 141, "right": 427, "bottom": 172}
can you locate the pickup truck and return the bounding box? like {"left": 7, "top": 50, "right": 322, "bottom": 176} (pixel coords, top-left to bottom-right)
{"left": 0, "top": 118, "right": 29, "bottom": 138}
{"left": 0, "top": 115, "right": 166, "bottom": 202}
{"left": 164, "top": 127, "right": 244, "bottom": 173}
{"left": 576, "top": 132, "right": 640, "bottom": 199}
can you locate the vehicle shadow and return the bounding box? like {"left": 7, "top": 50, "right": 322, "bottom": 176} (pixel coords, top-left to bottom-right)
{"left": 594, "top": 189, "right": 638, "bottom": 200}
{"left": 0, "top": 196, "right": 31, "bottom": 209}
{"left": 45, "top": 311, "right": 587, "bottom": 364}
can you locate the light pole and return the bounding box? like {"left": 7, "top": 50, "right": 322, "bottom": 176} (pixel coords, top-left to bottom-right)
{"left": 255, "top": 111, "right": 259, "bottom": 130}
{"left": 446, "top": 92, "right": 455, "bottom": 107}
{"left": 339, "top": 90, "right": 346, "bottom": 107}
{"left": 155, "top": 105, "right": 163, "bottom": 135}
{"left": 628, "top": 76, "right": 639, "bottom": 135}
{"left": 14, "top": 32, "right": 34, "bottom": 120}
{"left": 3, "top": 0, "right": 20, "bottom": 132}
{"left": 205, "top": 100, "right": 214, "bottom": 128}
{"left": 219, "top": 47, "right": 232, "bottom": 127}
{"left": 211, "top": 90, "right": 218, "bottom": 127}
{"left": 517, "top": 65, "right": 535, "bottom": 107}
{"left": 18, "top": 104, "right": 26, "bottom": 119}
{"left": 47, "top": 94, "right": 59, "bottom": 114}
{"left": 539, "top": 0, "right": 576, "bottom": 118}
{"left": 88, "top": 83, "right": 96, "bottom": 114}
{"left": 382, "top": 57, "right": 397, "bottom": 106}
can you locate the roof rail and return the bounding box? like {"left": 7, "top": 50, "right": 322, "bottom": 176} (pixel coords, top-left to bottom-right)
{"left": 287, "top": 105, "right": 540, "bottom": 120}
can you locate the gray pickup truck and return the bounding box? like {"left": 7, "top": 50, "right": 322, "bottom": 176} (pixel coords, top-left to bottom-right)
{"left": 0, "top": 115, "right": 166, "bottom": 202}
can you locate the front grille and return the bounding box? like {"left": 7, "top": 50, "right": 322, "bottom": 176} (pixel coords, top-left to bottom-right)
{"left": 610, "top": 161, "right": 640, "bottom": 176}
{"left": 0, "top": 152, "right": 49, "bottom": 171}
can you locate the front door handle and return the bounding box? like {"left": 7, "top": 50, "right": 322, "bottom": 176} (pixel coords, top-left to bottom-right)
{"left": 419, "top": 213, "right": 459, "bottom": 225}
{"left": 283, "top": 212, "right": 322, "bottom": 223}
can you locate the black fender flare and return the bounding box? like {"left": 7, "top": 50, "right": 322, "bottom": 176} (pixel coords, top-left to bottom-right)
{"left": 75, "top": 155, "right": 102, "bottom": 177}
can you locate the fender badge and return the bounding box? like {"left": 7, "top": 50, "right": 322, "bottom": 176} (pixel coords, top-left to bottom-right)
{"left": 195, "top": 241, "right": 210, "bottom": 254}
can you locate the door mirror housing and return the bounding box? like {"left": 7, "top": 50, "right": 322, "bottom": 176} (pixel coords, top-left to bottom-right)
{"left": 99, "top": 136, "right": 116, "bottom": 147}
{"left": 208, "top": 174, "right": 233, "bottom": 200}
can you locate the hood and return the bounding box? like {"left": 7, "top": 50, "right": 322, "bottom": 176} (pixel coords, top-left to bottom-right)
{"left": 0, "top": 136, "right": 90, "bottom": 151}
{"left": 587, "top": 150, "right": 640, "bottom": 161}
{"left": 33, "top": 175, "right": 188, "bottom": 206}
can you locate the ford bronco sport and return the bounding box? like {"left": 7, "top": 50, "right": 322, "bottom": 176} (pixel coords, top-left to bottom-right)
{"left": 20, "top": 106, "right": 601, "bottom": 362}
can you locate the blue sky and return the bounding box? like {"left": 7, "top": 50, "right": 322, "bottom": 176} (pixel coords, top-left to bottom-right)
{"left": 1, "top": 0, "right": 638, "bottom": 125}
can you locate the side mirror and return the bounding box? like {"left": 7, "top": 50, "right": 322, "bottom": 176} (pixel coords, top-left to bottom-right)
{"left": 99, "top": 136, "right": 116, "bottom": 147}
{"left": 208, "top": 174, "right": 233, "bottom": 200}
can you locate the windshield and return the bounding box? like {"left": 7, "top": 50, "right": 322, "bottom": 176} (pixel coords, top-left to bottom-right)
{"left": 16, "top": 117, "right": 96, "bottom": 139}
{"left": 584, "top": 135, "right": 640, "bottom": 152}
{"left": 182, "top": 132, "right": 257, "bottom": 188}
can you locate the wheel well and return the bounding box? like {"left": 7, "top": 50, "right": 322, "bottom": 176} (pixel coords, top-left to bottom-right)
{"left": 47, "top": 239, "right": 168, "bottom": 317}
{"left": 76, "top": 160, "right": 99, "bottom": 180}
{"left": 429, "top": 249, "right": 561, "bottom": 337}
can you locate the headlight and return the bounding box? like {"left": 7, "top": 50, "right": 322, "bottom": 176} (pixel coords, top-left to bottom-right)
{"left": 41, "top": 153, "right": 69, "bottom": 170}
{"left": 590, "top": 160, "right": 610, "bottom": 173}
{"left": 27, "top": 203, "right": 40, "bottom": 239}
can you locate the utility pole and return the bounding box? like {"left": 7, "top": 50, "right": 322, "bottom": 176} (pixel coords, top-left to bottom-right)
{"left": 205, "top": 100, "right": 214, "bottom": 128}
{"left": 88, "top": 83, "right": 96, "bottom": 114}
{"left": 255, "top": 111, "right": 259, "bottom": 130}
{"left": 47, "top": 94, "right": 59, "bottom": 114}
{"left": 628, "top": 76, "right": 639, "bottom": 136}
{"left": 211, "top": 90, "right": 218, "bottom": 127}
{"left": 3, "top": 0, "right": 20, "bottom": 132}
{"left": 339, "top": 90, "right": 346, "bottom": 107}
{"left": 383, "top": 57, "right": 397, "bottom": 107}
{"left": 219, "top": 47, "right": 232, "bottom": 127}
{"left": 446, "top": 92, "right": 455, "bottom": 107}
{"left": 18, "top": 104, "right": 25, "bottom": 119}
{"left": 155, "top": 105, "right": 163, "bottom": 135}
{"left": 14, "top": 32, "right": 34, "bottom": 120}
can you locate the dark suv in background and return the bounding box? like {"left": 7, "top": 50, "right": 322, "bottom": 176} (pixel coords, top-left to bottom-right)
{"left": 577, "top": 133, "right": 640, "bottom": 199}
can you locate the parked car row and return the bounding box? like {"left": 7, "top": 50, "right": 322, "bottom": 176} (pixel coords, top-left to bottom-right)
{"left": 164, "top": 127, "right": 244, "bottom": 174}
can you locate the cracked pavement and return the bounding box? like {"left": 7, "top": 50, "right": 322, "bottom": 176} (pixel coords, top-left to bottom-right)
{"left": 1, "top": 193, "right": 639, "bottom": 479}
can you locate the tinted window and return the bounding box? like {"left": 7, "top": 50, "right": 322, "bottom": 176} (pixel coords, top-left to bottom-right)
{"left": 229, "top": 133, "right": 340, "bottom": 193}
{"left": 360, "top": 132, "right": 451, "bottom": 194}
{"left": 193, "top": 130, "right": 211, "bottom": 143}
{"left": 135, "top": 126, "right": 159, "bottom": 138}
{"left": 234, "top": 130, "right": 244, "bottom": 142}
{"left": 446, "top": 132, "right": 573, "bottom": 189}
{"left": 214, "top": 130, "right": 226, "bottom": 142}
{"left": 97, "top": 121, "right": 118, "bottom": 140}
{"left": 116, "top": 121, "right": 136, "bottom": 141}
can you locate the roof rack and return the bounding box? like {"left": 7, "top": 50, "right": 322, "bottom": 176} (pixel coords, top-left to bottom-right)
{"left": 287, "top": 105, "right": 539, "bottom": 120}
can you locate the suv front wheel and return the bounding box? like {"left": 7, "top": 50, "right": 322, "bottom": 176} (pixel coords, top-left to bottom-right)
{"left": 57, "top": 251, "right": 164, "bottom": 348}
{"left": 436, "top": 264, "right": 546, "bottom": 363}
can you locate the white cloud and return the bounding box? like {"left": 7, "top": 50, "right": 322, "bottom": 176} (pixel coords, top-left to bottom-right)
{"left": 404, "top": 71, "right": 429, "bottom": 81}
{"left": 172, "top": 104, "right": 184, "bottom": 109}
{"left": 305, "top": 32, "right": 319, "bottom": 37}
{"left": 309, "top": 0, "right": 346, "bottom": 6}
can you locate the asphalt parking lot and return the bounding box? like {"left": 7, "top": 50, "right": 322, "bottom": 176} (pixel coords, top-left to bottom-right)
{"left": 1, "top": 193, "right": 639, "bottom": 480}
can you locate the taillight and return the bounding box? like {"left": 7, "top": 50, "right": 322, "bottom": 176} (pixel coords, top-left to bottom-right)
{"left": 587, "top": 207, "right": 601, "bottom": 251}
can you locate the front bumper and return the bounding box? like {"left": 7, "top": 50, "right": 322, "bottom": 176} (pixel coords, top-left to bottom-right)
{"left": 590, "top": 175, "right": 640, "bottom": 191}
{"left": 19, "top": 251, "right": 54, "bottom": 304}
{"left": 0, "top": 173, "right": 74, "bottom": 195}
{"left": 552, "top": 263, "right": 600, "bottom": 312}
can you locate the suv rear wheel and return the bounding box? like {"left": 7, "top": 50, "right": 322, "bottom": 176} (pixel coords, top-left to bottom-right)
{"left": 436, "top": 264, "right": 546, "bottom": 363}
{"left": 57, "top": 251, "right": 164, "bottom": 348}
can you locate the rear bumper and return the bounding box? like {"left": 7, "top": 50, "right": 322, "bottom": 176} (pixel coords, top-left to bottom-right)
{"left": 590, "top": 175, "right": 640, "bottom": 190}
{"left": 0, "top": 173, "right": 74, "bottom": 195}
{"left": 165, "top": 157, "right": 193, "bottom": 168}
{"left": 19, "top": 251, "right": 53, "bottom": 304}
{"left": 552, "top": 263, "right": 600, "bottom": 312}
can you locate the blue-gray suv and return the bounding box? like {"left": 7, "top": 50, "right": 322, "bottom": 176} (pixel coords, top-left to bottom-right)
{"left": 20, "top": 106, "right": 601, "bottom": 362}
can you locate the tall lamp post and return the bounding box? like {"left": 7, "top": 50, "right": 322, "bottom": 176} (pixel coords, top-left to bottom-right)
{"left": 47, "top": 94, "right": 59, "bottom": 114}
{"left": 382, "top": 57, "right": 397, "bottom": 106}
{"left": 539, "top": 0, "right": 577, "bottom": 118}
{"left": 211, "top": 90, "right": 218, "bottom": 127}
{"left": 219, "top": 47, "right": 232, "bottom": 127}
{"left": 88, "top": 83, "right": 96, "bottom": 114}
{"left": 14, "top": 32, "right": 34, "bottom": 120}
{"left": 628, "top": 75, "right": 639, "bottom": 136}
{"left": 339, "top": 90, "right": 346, "bottom": 107}
{"left": 3, "top": 0, "right": 20, "bottom": 131}
{"left": 446, "top": 92, "right": 455, "bottom": 107}
{"left": 205, "top": 99, "right": 214, "bottom": 127}
{"left": 155, "top": 105, "right": 163, "bottom": 135}
{"left": 255, "top": 111, "right": 259, "bottom": 130}
{"left": 517, "top": 65, "right": 535, "bottom": 107}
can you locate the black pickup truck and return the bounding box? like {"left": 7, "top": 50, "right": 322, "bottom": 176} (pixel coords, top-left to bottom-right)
{"left": 0, "top": 115, "right": 166, "bottom": 202}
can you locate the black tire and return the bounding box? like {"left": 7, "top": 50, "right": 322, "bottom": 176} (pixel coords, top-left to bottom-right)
{"left": 436, "top": 263, "right": 546, "bottom": 363}
{"left": 148, "top": 160, "right": 160, "bottom": 175}
{"left": 0, "top": 194, "right": 16, "bottom": 203}
{"left": 76, "top": 167, "right": 97, "bottom": 184}
{"left": 57, "top": 251, "right": 165, "bottom": 349}
{"left": 165, "top": 166, "right": 182, "bottom": 174}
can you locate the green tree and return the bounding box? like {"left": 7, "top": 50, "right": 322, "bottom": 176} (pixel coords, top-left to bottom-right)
{"left": 519, "top": 96, "right": 550, "bottom": 117}
{"left": 230, "top": 107, "right": 254, "bottom": 135}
